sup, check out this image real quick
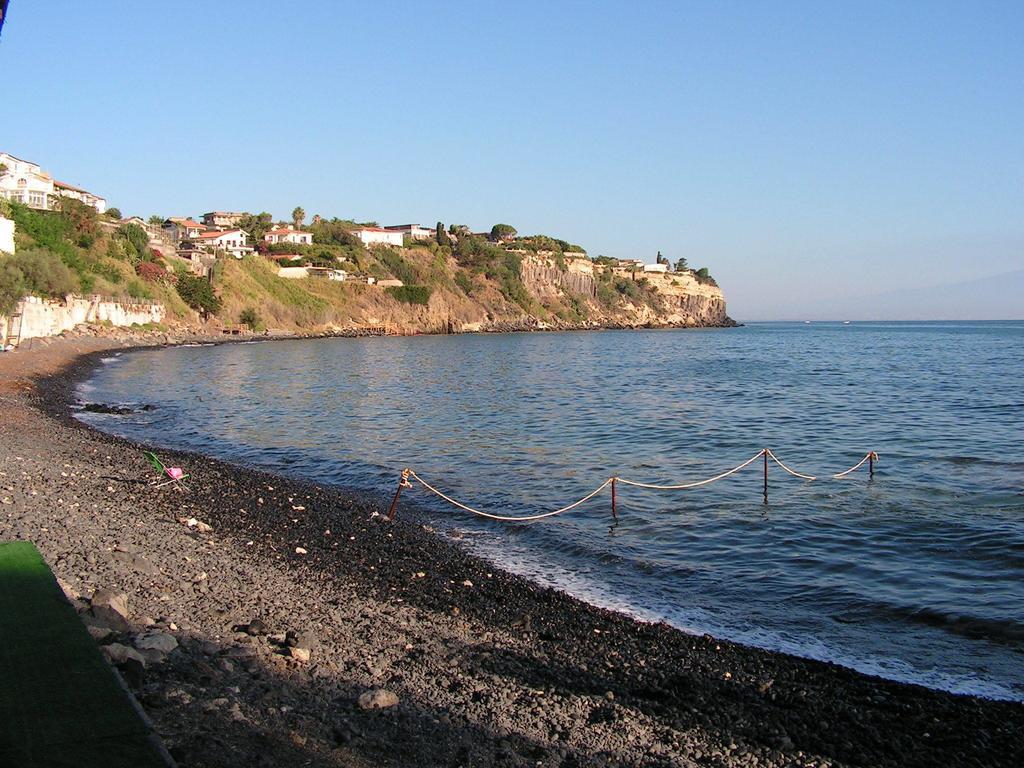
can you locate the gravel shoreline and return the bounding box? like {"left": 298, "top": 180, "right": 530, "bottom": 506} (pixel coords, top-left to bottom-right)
{"left": 1, "top": 333, "right": 1022, "bottom": 767}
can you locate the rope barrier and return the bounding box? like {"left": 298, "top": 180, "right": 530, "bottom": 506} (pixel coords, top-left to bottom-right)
{"left": 766, "top": 449, "right": 817, "bottom": 481}
{"left": 616, "top": 450, "right": 766, "bottom": 490}
{"left": 832, "top": 451, "right": 878, "bottom": 479}
{"left": 407, "top": 470, "right": 613, "bottom": 522}
{"left": 386, "top": 448, "right": 880, "bottom": 521}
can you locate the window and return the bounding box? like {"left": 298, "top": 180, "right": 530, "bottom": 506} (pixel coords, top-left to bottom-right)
{"left": 28, "top": 191, "right": 46, "bottom": 208}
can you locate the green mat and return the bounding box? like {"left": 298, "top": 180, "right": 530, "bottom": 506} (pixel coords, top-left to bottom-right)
{"left": 0, "top": 541, "right": 170, "bottom": 767}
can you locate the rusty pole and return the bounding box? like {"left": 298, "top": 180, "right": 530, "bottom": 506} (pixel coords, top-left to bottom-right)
{"left": 611, "top": 477, "right": 618, "bottom": 524}
{"left": 763, "top": 449, "right": 769, "bottom": 504}
{"left": 387, "top": 469, "right": 411, "bottom": 521}
{"left": 869, "top": 451, "right": 876, "bottom": 478}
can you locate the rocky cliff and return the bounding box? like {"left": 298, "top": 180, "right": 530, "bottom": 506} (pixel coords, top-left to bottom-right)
{"left": 214, "top": 249, "right": 734, "bottom": 336}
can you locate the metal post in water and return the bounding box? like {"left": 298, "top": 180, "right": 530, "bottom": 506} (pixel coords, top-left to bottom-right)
{"left": 869, "top": 451, "right": 876, "bottom": 478}
{"left": 387, "top": 469, "right": 411, "bottom": 521}
{"left": 763, "top": 449, "right": 769, "bottom": 503}
{"left": 611, "top": 477, "right": 618, "bottom": 523}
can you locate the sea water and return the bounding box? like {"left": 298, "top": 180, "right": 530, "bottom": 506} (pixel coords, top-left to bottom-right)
{"left": 77, "top": 322, "right": 1024, "bottom": 699}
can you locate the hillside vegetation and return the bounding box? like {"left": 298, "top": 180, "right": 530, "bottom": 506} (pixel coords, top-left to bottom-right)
{"left": 1, "top": 205, "right": 730, "bottom": 332}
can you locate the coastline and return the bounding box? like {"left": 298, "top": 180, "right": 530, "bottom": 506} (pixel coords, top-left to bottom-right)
{"left": 1, "top": 334, "right": 1021, "bottom": 767}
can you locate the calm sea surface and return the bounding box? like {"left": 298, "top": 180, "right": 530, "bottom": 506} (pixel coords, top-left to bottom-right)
{"left": 77, "top": 323, "right": 1024, "bottom": 699}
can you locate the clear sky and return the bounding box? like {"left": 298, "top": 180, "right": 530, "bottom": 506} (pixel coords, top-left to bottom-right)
{"left": 2, "top": 1, "right": 1021, "bottom": 319}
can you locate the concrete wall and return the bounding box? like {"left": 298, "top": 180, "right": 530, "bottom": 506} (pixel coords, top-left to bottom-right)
{"left": 1, "top": 295, "right": 166, "bottom": 345}
{"left": 0, "top": 217, "right": 14, "bottom": 254}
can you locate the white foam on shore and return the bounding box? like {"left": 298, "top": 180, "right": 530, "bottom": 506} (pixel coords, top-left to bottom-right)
{"left": 455, "top": 528, "right": 1024, "bottom": 702}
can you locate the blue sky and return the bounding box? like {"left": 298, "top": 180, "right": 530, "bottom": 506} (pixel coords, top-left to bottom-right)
{"left": 2, "top": 1, "right": 1022, "bottom": 319}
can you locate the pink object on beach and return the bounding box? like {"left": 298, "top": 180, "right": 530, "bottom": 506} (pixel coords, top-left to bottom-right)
{"left": 166, "top": 467, "right": 185, "bottom": 480}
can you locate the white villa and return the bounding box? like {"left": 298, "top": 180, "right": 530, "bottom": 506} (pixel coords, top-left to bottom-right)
{"left": 643, "top": 263, "right": 669, "bottom": 273}
{"left": 353, "top": 226, "right": 404, "bottom": 248}
{"left": 383, "top": 224, "right": 434, "bottom": 241}
{"left": 0, "top": 152, "right": 107, "bottom": 213}
{"left": 264, "top": 227, "right": 313, "bottom": 246}
{"left": 194, "top": 228, "right": 252, "bottom": 258}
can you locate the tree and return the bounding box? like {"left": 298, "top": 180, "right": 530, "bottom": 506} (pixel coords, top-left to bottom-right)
{"left": 115, "top": 223, "right": 150, "bottom": 262}
{"left": 674, "top": 256, "right": 688, "bottom": 272}
{"left": 239, "top": 307, "right": 260, "bottom": 330}
{"left": 175, "top": 273, "right": 221, "bottom": 319}
{"left": 490, "top": 223, "right": 517, "bottom": 242}
{"left": 436, "top": 221, "right": 450, "bottom": 247}
{"left": 292, "top": 206, "right": 305, "bottom": 230}
{"left": 148, "top": 215, "right": 164, "bottom": 226}
{"left": 105, "top": 207, "right": 122, "bottom": 220}
{"left": 656, "top": 251, "right": 669, "bottom": 265}
{"left": 237, "top": 212, "right": 274, "bottom": 242}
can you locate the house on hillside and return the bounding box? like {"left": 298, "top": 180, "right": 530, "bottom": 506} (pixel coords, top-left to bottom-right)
{"left": 202, "top": 211, "right": 246, "bottom": 228}
{"left": 383, "top": 224, "right": 433, "bottom": 241}
{"left": 194, "top": 228, "right": 252, "bottom": 258}
{"left": 0, "top": 153, "right": 106, "bottom": 213}
{"left": 0, "top": 153, "right": 54, "bottom": 210}
{"left": 264, "top": 227, "right": 313, "bottom": 246}
{"left": 163, "top": 217, "right": 208, "bottom": 243}
{"left": 352, "top": 226, "right": 403, "bottom": 248}
{"left": 53, "top": 180, "right": 107, "bottom": 214}
{"left": 643, "top": 263, "right": 668, "bottom": 274}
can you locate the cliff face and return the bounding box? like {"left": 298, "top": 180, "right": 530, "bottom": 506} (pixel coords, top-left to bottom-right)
{"left": 214, "top": 251, "right": 733, "bottom": 336}
{"left": 519, "top": 254, "right": 731, "bottom": 328}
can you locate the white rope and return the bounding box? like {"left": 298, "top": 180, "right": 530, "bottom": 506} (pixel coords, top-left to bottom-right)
{"left": 616, "top": 450, "right": 766, "bottom": 490}
{"left": 765, "top": 449, "right": 817, "bottom": 481}
{"left": 407, "top": 470, "right": 612, "bottom": 522}
{"left": 832, "top": 452, "right": 875, "bottom": 478}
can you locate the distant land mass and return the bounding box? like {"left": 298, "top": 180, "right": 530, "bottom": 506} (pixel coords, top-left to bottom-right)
{"left": 764, "top": 268, "right": 1024, "bottom": 322}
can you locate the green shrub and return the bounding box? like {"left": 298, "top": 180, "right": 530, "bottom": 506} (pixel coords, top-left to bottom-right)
{"left": 378, "top": 248, "right": 418, "bottom": 284}
{"left": 176, "top": 273, "right": 221, "bottom": 318}
{"left": 454, "top": 270, "right": 474, "bottom": 295}
{"left": 115, "top": 223, "right": 150, "bottom": 262}
{"left": 239, "top": 307, "right": 260, "bottom": 330}
{"left": 126, "top": 279, "right": 152, "bottom": 300}
{"left": 385, "top": 285, "right": 432, "bottom": 305}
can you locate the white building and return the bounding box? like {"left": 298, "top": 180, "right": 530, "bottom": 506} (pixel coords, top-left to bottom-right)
{"left": 353, "top": 226, "right": 404, "bottom": 248}
{"left": 383, "top": 224, "right": 434, "bottom": 241}
{"left": 194, "top": 228, "right": 253, "bottom": 258}
{"left": 643, "top": 263, "right": 668, "bottom": 274}
{"left": 264, "top": 227, "right": 313, "bottom": 246}
{"left": 0, "top": 153, "right": 54, "bottom": 210}
{"left": 0, "top": 216, "right": 14, "bottom": 254}
{"left": 0, "top": 153, "right": 106, "bottom": 213}
{"left": 53, "top": 180, "right": 107, "bottom": 214}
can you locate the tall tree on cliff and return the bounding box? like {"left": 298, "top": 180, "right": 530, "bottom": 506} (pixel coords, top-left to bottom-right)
{"left": 292, "top": 206, "right": 306, "bottom": 230}
{"left": 436, "top": 221, "right": 450, "bottom": 247}
{"left": 490, "top": 223, "right": 517, "bottom": 242}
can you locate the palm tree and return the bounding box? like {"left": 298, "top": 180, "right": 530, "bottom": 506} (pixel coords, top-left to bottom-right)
{"left": 292, "top": 206, "right": 305, "bottom": 230}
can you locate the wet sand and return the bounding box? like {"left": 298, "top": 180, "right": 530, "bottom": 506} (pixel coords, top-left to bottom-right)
{"left": 1, "top": 332, "right": 1021, "bottom": 767}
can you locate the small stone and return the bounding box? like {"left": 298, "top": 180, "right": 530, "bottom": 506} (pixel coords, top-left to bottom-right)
{"left": 462, "top": 579, "right": 474, "bottom": 588}
{"left": 87, "top": 624, "right": 113, "bottom": 642}
{"left": 290, "top": 647, "right": 311, "bottom": 663}
{"left": 358, "top": 689, "right": 399, "bottom": 710}
{"left": 295, "top": 547, "right": 308, "bottom": 555}
{"left": 91, "top": 588, "right": 131, "bottom": 631}
{"left": 102, "top": 642, "right": 147, "bottom": 668}
{"left": 135, "top": 632, "right": 178, "bottom": 654}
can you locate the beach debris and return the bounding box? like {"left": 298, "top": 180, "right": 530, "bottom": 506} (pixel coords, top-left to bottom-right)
{"left": 90, "top": 588, "right": 131, "bottom": 631}
{"left": 358, "top": 689, "right": 399, "bottom": 710}
{"left": 181, "top": 516, "right": 213, "bottom": 533}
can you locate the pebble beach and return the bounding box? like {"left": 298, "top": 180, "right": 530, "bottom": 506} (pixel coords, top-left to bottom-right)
{"left": 1, "top": 332, "right": 1022, "bottom": 768}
